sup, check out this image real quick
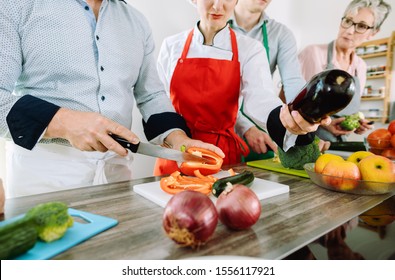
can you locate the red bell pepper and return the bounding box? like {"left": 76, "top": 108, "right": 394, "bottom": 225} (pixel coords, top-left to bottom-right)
{"left": 179, "top": 147, "right": 223, "bottom": 176}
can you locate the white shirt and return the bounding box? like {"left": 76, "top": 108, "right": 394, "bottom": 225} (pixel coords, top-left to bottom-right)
{"left": 157, "top": 24, "right": 283, "bottom": 136}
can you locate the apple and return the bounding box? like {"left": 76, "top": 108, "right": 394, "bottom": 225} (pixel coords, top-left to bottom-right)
{"left": 315, "top": 153, "right": 344, "bottom": 173}
{"left": 321, "top": 160, "right": 361, "bottom": 191}
{"left": 358, "top": 155, "right": 395, "bottom": 193}
{"left": 346, "top": 151, "right": 374, "bottom": 165}
{"left": 359, "top": 197, "right": 395, "bottom": 226}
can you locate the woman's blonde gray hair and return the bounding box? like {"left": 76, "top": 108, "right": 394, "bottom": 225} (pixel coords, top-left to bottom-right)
{"left": 344, "top": 0, "right": 391, "bottom": 30}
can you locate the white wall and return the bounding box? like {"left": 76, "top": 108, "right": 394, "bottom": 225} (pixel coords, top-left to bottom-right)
{"left": 1, "top": 1, "right": 394, "bottom": 181}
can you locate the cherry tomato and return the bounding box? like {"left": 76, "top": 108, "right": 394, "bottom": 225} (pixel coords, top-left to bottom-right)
{"left": 388, "top": 120, "right": 395, "bottom": 135}
{"left": 367, "top": 128, "right": 392, "bottom": 149}
{"left": 381, "top": 148, "right": 395, "bottom": 160}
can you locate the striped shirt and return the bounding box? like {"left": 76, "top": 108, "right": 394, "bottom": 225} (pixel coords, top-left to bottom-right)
{"left": 0, "top": 0, "right": 183, "bottom": 149}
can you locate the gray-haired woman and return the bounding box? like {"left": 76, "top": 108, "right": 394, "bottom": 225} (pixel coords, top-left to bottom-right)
{"left": 298, "top": 0, "right": 391, "bottom": 142}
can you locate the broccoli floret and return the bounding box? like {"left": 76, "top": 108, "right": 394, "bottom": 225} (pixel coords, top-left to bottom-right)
{"left": 277, "top": 137, "right": 321, "bottom": 170}
{"left": 25, "top": 202, "right": 73, "bottom": 242}
{"left": 340, "top": 112, "right": 365, "bottom": 131}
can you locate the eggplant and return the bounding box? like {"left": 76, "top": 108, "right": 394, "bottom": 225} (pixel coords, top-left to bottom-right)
{"left": 288, "top": 69, "right": 356, "bottom": 123}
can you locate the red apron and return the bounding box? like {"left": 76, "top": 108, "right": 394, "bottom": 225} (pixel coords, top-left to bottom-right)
{"left": 154, "top": 28, "right": 249, "bottom": 176}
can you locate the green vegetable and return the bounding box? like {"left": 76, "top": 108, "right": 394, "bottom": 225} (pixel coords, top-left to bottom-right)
{"left": 277, "top": 137, "right": 321, "bottom": 170}
{"left": 340, "top": 112, "right": 365, "bottom": 131}
{"left": 0, "top": 217, "right": 38, "bottom": 260}
{"left": 25, "top": 201, "right": 74, "bottom": 243}
{"left": 212, "top": 171, "right": 255, "bottom": 197}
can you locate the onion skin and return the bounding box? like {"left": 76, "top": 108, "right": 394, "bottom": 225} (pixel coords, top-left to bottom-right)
{"left": 163, "top": 190, "right": 218, "bottom": 248}
{"left": 216, "top": 184, "right": 261, "bottom": 230}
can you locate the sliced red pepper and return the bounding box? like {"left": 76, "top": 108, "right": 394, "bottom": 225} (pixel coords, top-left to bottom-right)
{"left": 159, "top": 170, "right": 215, "bottom": 195}
{"left": 179, "top": 147, "right": 223, "bottom": 176}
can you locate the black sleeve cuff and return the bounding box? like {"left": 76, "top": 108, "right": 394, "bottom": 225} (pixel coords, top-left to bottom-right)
{"left": 267, "top": 105, "right": 315, "bottom": 149}
{"left": 6, "top": 95, "right": 60, "bottom": 150}
{"left": 143, "top": 112, "right": 191, "bottom": 141}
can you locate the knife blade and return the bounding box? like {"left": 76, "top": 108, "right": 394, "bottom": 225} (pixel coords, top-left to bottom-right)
{"left": 110, "top": 135, "right": 207, "bottom": 163}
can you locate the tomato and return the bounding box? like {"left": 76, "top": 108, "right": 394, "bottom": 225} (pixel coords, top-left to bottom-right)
{"left": 367, "top": 128, "right": 392, "bottom": 149}
{"left": 382, "top": 148, "right": 395, "bottom": 160}
{"left": 388, "top": 120, "right": 395, "bottom": 135}
{"left": 179, "top": 147, "right": 223, "bottom": 176}
{"left": 391, "top": 134, "right": 395, "bottom": 148}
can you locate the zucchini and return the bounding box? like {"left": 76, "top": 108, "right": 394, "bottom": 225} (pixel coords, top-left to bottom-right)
{"left": 212, "top": 170, "right": 255, "bottom": 197}
{"left": 0, "top": 217, "right": 38, "bottom": 260}
{"left": 328, "top": 141, "right": 367, "bottom": 152}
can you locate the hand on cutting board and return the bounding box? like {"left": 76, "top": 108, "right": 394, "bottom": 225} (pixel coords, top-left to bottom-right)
{"left": 45, "top": 108, "right": 138, "bottom": 156}
{"left": 164, "top": 130, "right": 225, "bottom": 158}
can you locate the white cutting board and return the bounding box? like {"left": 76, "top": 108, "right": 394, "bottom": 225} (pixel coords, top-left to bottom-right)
{"left": 133, "top": 171, "right": 289, "bottom": 208}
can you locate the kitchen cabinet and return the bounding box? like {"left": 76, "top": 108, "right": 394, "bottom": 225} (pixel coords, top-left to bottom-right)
{"left": 356, "top": 31, "right": 395, "bottom": 123}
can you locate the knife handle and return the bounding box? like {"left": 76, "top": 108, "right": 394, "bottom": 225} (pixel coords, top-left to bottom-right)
{"left": 110, "top": 134, "right": 139, "bottom": 153}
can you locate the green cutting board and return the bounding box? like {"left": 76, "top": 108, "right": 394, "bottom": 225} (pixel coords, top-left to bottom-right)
{"left": 247, "top": 159, "right": 309, "bottom": 178}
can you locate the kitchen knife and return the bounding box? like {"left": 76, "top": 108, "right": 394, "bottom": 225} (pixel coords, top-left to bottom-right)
{"left": 110, "top": 134, "right": 207, "bottom": 163}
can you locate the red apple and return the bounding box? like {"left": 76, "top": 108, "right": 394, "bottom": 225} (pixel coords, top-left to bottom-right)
{"left": 359, "top": 155, "right": 395, "bottom": 193}
{"left": 321, "top": 160, "right": 361, "bottom": 191}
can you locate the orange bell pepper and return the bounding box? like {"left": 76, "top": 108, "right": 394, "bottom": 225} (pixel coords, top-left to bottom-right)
{"left": 179, "top": 147, "right": 223, "bottom": 176}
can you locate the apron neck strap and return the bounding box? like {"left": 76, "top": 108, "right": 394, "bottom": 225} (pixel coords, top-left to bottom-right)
{"left": 261, "top": 20, "right": 270, "bottom": 62}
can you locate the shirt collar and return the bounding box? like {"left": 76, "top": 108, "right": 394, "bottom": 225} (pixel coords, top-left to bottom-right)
{"left": 229, "top": 12, "right": 269, "bottom": 33}
{"left": 193, "top": 21, "right": 231, "bottom": 48}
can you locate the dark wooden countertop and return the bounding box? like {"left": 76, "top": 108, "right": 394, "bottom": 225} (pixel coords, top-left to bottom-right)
{"left": 2, "top": 164, "right": 393, "bottom": 260}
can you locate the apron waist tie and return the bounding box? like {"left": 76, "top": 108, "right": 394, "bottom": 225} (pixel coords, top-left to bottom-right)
{"left": 93, "top": 159, "right": 108, "bottom": 185}
{"left": 193, "top": 127, "right": 250, "bottom": 158}
{"left": 226, "top": 129, "right": 250, "bottom": 157}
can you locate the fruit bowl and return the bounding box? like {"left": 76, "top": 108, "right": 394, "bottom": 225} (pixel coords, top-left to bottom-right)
{"left": 303, "top": 163, "right": 395, "bottom": 195}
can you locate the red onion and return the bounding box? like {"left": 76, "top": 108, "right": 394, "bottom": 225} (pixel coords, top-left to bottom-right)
{"left": 163, "top": 190, "right": 218, "bottom": 248}
{"left": 216, "top": 184, "right": 261, "bottom": 230}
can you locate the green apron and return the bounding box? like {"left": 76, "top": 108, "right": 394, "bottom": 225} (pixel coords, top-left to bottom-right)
{"left": 229, "top": 19, "right": 275, "bottom": 161}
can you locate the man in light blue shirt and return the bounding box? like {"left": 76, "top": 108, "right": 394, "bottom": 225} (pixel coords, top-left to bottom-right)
{"left": 0, "top": 0, "right": 223, "bottom": 197}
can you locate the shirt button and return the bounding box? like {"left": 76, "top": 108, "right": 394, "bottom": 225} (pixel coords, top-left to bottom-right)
{"left": 100, "top": 66, "right": 104, "bottom": 71}
{"left": 101, "top": 96, "right": 105, "bottom": 101}
{"left": 84, "top": 6, "right": 89, "bottom": 11}
{"left": 96, "top": 35, "right": 99, "bottom": 40}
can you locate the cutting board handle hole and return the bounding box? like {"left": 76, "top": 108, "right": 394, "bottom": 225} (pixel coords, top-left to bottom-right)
{"left": 72, "top": 214, "right": 92, "bottom": 224}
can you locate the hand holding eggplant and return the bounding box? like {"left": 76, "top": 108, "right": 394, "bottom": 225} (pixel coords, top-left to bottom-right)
{"left": 280, "top": 104, "right": 331, "bottom": 135}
